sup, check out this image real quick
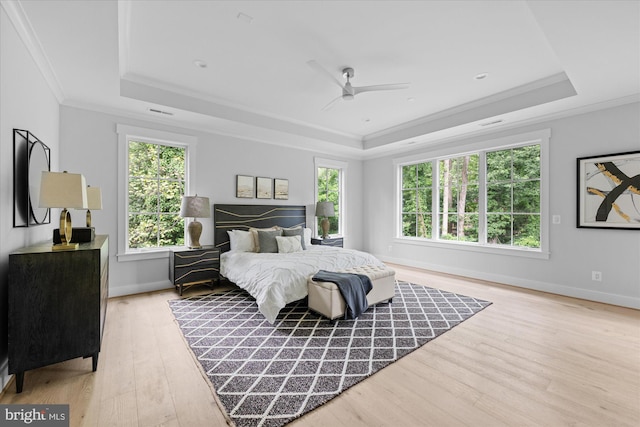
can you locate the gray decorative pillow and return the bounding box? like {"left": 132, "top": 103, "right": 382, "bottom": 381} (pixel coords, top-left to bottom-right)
{"left": 282, "top": 227, "right": 306, "bottom": 250}
{"left": 257, "top": 229, "right": 283, "bottom": 253}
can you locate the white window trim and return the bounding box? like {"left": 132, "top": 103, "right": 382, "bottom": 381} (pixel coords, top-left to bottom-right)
{"left": 116, "top": 124, "right": 197, "bottom": 262}
{"left": 314, "top": 157, "right": 348, "bottom": 238}
{"left": 393, "top": 129, "right": 550, "bottom": 259}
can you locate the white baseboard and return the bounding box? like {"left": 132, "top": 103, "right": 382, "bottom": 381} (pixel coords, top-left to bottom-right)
{"left": 108, "top": 280, "right": 173, "bottom": 298}
{"left": 378, "top": 254, "right": 640, "bottom": 310}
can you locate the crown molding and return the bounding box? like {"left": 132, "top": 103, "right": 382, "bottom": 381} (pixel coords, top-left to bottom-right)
{"left": 361, "top": 94, "right": 640, "bottom": 160}
{"left": 1, "top": 0, "right": 65, "bottom": 103}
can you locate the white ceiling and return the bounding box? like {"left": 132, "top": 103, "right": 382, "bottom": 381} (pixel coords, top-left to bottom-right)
{"left": 6, "top": 0, "right": 640, "bottom": 158}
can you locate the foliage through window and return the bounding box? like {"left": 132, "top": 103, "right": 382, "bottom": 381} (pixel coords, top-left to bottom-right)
{"left": 317, "top": 167, "right": 341, "bottom": 236}
{"left": 128, "top": 141, "right": 186, "bottom": 249}
{"left": 401, "top": 143, "right": 541, "bottom": 249}
{"left": 486, "top": 145, "right": 540, "bottom": 247}
{"left": 439, "top": 155, "right": 479, "bottom": 242}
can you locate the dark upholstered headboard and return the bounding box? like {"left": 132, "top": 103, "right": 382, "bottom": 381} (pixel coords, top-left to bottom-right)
{"left": 214, "top": 204, "right": 306, "bottom": 253}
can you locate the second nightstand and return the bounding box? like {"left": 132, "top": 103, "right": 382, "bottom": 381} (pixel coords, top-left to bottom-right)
{"left": 310, "top": 237, "right": 343, "bottom": 248}
{"left": 170, "top": 246, "right": 220, "bottom": 295}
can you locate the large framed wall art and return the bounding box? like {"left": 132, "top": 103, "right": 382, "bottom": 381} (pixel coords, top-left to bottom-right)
{"left": 577, "top": 150, "right": 640, "bottom": 229}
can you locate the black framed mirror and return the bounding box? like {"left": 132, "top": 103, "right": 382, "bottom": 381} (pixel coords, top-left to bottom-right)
{"left": 14, "top": 129, "right": 51, "bottom": 227}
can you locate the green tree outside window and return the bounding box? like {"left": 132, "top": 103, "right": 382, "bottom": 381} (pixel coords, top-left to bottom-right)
{"left": 400, "top": 143, "right": 540, "bottom": 249}
{"left": 128, "top": 141, "right": 186, "bottom": 248}
{"left": 317, "top": 167, "right": 340, "bottom": 235}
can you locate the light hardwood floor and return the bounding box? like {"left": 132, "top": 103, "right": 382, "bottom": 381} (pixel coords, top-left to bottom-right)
{"left": 1, "top": 263, "right": 638, "bottom": 426}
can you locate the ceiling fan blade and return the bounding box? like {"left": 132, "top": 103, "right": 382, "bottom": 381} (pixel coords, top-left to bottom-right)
{"left": 353, "top": 83, "right": 410, "bottom": 95}
{"left": 307, "top": 60, "right": 345, "bottom": 89}
{"left": 321, "top": 95, "right": 343, "bottom": 111}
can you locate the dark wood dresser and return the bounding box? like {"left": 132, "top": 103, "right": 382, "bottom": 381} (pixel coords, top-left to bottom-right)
{"left": 8, "top": 235, "right": 109, "bottom": 393}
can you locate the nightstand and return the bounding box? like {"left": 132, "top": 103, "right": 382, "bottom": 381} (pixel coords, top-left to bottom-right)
{"left": 310, "top": 237, "right": 344, "bottom": 248}
{"left": 170, "top": 246, "right": 220, "bottom": 295}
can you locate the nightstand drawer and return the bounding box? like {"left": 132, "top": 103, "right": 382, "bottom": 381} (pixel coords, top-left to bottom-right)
{"left": 310, "top": 237, "right": 343, "bottom": 248}
{"left": 174, "top": 260, "right": 218, "bottom": 285}
{"left": 173, "top": 248, "right": 219, "bottom": 267}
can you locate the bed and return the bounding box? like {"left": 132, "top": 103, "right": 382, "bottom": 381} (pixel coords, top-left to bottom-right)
{"left": 214, "top": 204, "right": 385, "bottom": 323}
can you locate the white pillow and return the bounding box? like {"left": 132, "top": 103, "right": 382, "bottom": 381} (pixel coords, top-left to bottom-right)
{"left": 303, "top": 227, "right": 312, "bottom": 248}
{"left": 276, "top": 235, "right": 303, "bottom": 253}
{"left": 227, "top": 230, "right": 254, "bottom": 252}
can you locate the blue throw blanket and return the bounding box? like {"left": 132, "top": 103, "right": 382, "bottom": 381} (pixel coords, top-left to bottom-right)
{"left": 312, "top": 270, "right": 373, "bottom": 319}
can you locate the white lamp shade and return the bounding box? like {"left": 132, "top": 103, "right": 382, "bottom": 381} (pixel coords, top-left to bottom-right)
{"left": 315, "top": 201, "right": 335, "bottom": 217}
{"left": 86, "top": 186, "right": 103, "bottom": 210}
{"left": 180, "top": 195, "right": 210, "bottom": 218}
{"left": 39, "top": 171, "right": 88, "bottom": 209}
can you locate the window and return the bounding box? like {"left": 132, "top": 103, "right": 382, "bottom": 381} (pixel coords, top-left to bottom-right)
{"left": 401, "top": 162, "right": 432, "bottom": 238}
{"left": 128, "top": 141, "right": 185, "bottom": 249}
{"left": 486, "top": 145, "right": 541, "bottom": 248}
{"left": 397, "top": 130, "right": 549, "bottom": 257}
{"left": 438, "top": 154, "right": 479, "bottom": 242}
{"left": 117, "top": 125, "right": 197, "bottom": 261}
{"left": 315, "top": 158, "right": 347, "bottom": 237}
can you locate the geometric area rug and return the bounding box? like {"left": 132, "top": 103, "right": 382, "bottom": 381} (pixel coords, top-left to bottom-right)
{"left": 169, "top": 282, "right": 491, "bottom": 427}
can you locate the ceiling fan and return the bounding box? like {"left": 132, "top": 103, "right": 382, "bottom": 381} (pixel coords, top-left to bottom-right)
{"left": 307, "top": 60, "right": 410, "bottom": 111}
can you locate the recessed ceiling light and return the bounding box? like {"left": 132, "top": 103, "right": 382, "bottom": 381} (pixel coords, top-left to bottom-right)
{"left": 474, "top": 72, "right": 488, "bottom": 80}
{"left": 193, "top": 59, "right": 207, "bottom": 69}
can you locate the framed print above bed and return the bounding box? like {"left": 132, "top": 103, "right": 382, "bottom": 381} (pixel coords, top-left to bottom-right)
{"left": 256, "top": 177, "right": 273, "bottom": 199}
{"left": 236, "top": 175, "right": 254, "bottom": 198}
{"left": 274, "top": 178, "right": 289, "bottom": 200}
{"left": 577, "top": 150, "right": 640, "bottom": 229}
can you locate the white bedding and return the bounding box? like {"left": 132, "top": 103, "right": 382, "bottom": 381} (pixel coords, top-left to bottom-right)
{"left": 220, "top": 245, "right": 385, "bottom": 323}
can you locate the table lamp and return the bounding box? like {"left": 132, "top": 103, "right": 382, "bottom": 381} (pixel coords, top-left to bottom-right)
{"left": 86, "top": 186, "right": 102, "bottom": 227}
{"left": 180, "top": 195, "right": 210, "bottom": 248}
{"left": 39, "top": 171, "right": 88, "bottom": 250}
{"left": 315, "top": 201, "right": 335, "bottom": 239}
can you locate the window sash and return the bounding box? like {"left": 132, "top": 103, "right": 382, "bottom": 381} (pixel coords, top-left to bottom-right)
{"left": 395, "top": 129, "right": 549, "bottom": 257}
{"left": 116, "top": 125, "right": 197, "bottom": 261}
{"left": 314, "top": 157, "right": 347, "bottom": 238}
{"left": 127, "top": 141, "right": 186, "bottom": 250}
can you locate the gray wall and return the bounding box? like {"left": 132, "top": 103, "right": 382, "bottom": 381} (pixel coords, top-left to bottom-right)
{"left": 0, "top": 7, "right": 61, "bottom": 390}
{"left": 59, "top": 106, "right": 364, "bottom": 297}
{"left": 363, "top": 102, "right": 640, "bottom": 308}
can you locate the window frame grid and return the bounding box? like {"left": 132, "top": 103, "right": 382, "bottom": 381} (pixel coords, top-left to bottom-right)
{"left": 314, "top": 157, "right": 347, "bottom": 238}
{"left": 127, "top": 141, "right": 186, "bottom": 250}
{"left": 117, "top": 124, "right": 197, "bottom": 262}
{"left": 393, "top": 129, "right": 550, "bottom": 259}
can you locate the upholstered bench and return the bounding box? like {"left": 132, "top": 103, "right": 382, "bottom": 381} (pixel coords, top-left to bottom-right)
{"left": 307, "top": 265, "right": 396, "bottom": 320}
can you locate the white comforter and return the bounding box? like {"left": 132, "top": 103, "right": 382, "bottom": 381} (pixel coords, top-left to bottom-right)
{"left": 220, "top": 245, "right": 384, "bottom": 323}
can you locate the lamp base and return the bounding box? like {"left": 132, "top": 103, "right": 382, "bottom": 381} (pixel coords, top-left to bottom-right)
{"left": 53, "top": 227, "right": 95, "bottom": 244}
{"left": 52, "top": 242, "right": 79, "bottom": 251}
{"left": 188, "top": 220, "right": 203, "bottom": 249}
{"left": 320, "top": 217, "right": 330, "bottom": 239}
